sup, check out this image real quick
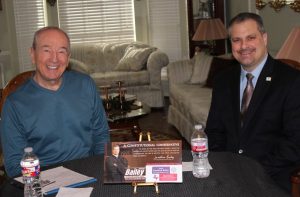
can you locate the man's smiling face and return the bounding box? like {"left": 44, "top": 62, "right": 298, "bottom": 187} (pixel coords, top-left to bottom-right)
{"left": 30, "top": 29, "right": 70, "bottom": 90}
{"left": 229, "top": 19, "right": 268, "bottom": 72}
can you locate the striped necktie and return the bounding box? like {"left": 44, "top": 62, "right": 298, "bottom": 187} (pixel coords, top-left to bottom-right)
{"left": 241, "top": 73, "right": 254, "bottom": 120}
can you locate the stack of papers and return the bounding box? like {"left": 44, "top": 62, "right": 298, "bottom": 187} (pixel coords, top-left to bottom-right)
{"left": 14, "top": 166, "right": 96, "bottom": 195}
{"left": 56, "top": 187, "right": 93, "bottom": 197}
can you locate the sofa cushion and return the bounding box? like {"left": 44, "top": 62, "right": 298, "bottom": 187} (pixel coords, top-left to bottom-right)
{"left": 205, "top": 57, "right": 237, "bottom": 88}
{"left": 169, "top": 84, "right": 212, "bottom": 125}
{"left": 114, "top": 45, "right": 156, "bottom": 71}
{"left": 71, "top": 43, "right": 108, "bottom": 73}
{"left": 91, "top": 70, "right": 149, "bottom": 88}
{"left": 102, "top": 43, "right": 129, "bottom": 71}
{"left": 189, "top": 52, "right": 213, "bottom": 84}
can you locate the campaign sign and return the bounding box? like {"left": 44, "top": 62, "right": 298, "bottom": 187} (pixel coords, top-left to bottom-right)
{"left": 103, "top": 140, "right": 182, "bottom": 184}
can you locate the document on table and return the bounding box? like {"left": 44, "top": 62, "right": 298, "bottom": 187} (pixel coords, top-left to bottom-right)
{"left": 56, "top": 187, "right": 93, "bottom": 197}
{"left": 14, "top": 166, "right": 97, "bottom": 195}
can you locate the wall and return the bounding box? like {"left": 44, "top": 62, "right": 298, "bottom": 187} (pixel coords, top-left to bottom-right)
{"left": 1, "top": 0, "right": 300, "bottom": 84}
{"left": 0, "top": 0, "right": 154, "bottom": 85}
{"left": 134, "top": 0, "right": 149, "bottom": 43}
{"left": 259, "top": 6, "right": 300, "bottom": 56}
{"left": 0, "top": 1, "right": 9, "bottom": 52}
{"left": 179, "top": 0, "right": 189, "bottom": 60}
{"left": 226, "top": 0, "right": 256, "bottom": 20}
{"left": 226, "top": 0, "right": 300, "bottom": 56}
{"left": 0, "top": 0, "right": 8, "bottom": 88}
{"left": 0, "top": 0, "right": 18, "bottom": 87}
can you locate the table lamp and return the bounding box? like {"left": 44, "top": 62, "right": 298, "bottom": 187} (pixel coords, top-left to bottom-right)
{"left": 276, "top": 26, "right": 300, "bottom": 65}
{"left": 192, "top": 18, "right": 228, "bottom": 54}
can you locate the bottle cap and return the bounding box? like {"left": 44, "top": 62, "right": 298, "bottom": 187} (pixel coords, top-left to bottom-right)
{"left": 24, "top": 147, "right": 33, "bottom": 153}
{"left": 195, "top": 124, "right": 203, "bottom": 130}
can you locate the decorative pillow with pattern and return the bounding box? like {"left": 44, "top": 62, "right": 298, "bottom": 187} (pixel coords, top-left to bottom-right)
{"left": 114, "top": 45, "right": 156, "bottom": 71}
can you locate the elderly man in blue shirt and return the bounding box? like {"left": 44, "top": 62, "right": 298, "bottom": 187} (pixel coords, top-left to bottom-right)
{"left": 1, "top": 26, "right": 110, "bottom": 177}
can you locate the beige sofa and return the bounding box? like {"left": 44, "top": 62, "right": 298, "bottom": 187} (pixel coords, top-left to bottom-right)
{"left": 167, "top": 52, "right": 235, "bottom": 143}
{"left": 68, "top": 42, "right": 169, "bottom": 108}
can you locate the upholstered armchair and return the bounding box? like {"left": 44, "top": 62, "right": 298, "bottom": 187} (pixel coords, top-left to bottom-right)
{"left": 0, "top": 70, "right": 35, "bottom": 184}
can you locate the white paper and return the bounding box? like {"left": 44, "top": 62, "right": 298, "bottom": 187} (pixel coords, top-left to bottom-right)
{"left": 56, "top": 187, "right": 93, "bottom": 197}
{"left": 14, "top": 166, "right": 96, "bottom": 195}
{"left": 182, "top": 161, "right": 213, "bottom": 172}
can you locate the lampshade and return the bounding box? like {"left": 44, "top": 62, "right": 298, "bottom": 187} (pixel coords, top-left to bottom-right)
{"left": 192, "top": 18, "right": 228, "bottom": 41}
{"left": 276, "top": 27, "right": 300, "bottom": 63}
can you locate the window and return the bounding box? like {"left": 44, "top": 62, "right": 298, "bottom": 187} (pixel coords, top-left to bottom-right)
{"left": 13, "top": 0, "right": 46, "bottom": 71}
{"left": 57, "top": 0, "right": 135, "bottom": 44}
{"left": 148, "top": 0, "right": 186, "bottom": 62}
{"left": 12, "top": 0, "right": 135, "bottom": 70}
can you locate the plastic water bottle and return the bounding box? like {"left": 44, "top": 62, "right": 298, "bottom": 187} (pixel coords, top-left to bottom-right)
{"left": 20, "top": 147, "right": 43, "bottom": 197}
{"left": 191, "top": 124, "right": 210, "bottom": 178}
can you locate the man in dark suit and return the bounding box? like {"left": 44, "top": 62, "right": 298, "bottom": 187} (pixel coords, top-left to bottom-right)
{"left": 105, "top": 144, "right": 128, "bottom": 183}
{"left": 206, "top": 12, "right": 300, "bottom": 193}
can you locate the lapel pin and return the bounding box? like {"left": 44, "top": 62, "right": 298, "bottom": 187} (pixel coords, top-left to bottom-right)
{"left": 266, "top": 77, "right": 272, "bottom": 81}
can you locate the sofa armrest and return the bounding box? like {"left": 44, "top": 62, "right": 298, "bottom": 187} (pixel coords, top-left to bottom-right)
{"left": 167, "top": 59, "right": 194, "bottom": 85}
{"left": 147, "top": 50, "right": 169, "bottom": 89}
{"left": 68, "top": 58, "right": 92, "bottom": 74}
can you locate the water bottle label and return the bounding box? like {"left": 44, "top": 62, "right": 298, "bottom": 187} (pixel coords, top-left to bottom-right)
{"left": 191, "top": 139, "right": 208, "bottom": 152}
{"left": 21, "top": 159, "right": 39, "bottom": 167}
{"left": 22, "top": 165, "right": 40, "bottom": 177}
{"left": 21, "top": 160, "right": 40, "bottom": 177}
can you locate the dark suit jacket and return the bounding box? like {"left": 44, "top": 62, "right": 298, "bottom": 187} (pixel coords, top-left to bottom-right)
{"left": 206, "top": 55, "right": 300, "bottom": 178}
{"left": 105, "top": 155, "right": 128, "bottom": 183}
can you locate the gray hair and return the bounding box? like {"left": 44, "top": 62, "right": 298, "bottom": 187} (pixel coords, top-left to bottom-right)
{"left": 32, "top": 26, "right": 70, "bottom": 53}
{"left": 228, "top": 12, "right": 266, "bottom": 36}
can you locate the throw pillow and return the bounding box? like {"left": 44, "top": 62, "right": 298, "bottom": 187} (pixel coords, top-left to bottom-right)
{"left": 114, "top": 45, "right": 156, "bottom": 71}
{"left": 205, "top": 57, "right": 238, "bottom": 88}
{"left": 189, "top": 52, "right": 213, "bottom": 84}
